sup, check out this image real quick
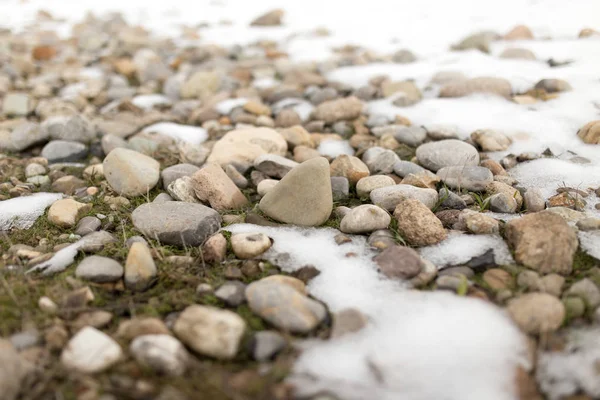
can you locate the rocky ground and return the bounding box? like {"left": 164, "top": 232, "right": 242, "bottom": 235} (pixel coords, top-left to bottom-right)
{"left": 1, "top": 3, "right": 600, "bottom": 400}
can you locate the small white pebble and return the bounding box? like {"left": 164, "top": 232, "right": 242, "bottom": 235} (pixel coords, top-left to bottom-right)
{"left": 38, "top": 296, "right": 58, "bottom": 314}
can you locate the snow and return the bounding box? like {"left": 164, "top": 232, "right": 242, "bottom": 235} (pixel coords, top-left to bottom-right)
{"left": 214, "top": 98, "right": 248, "bottom": 115}
{"left": 317, "top": 139, "right": 354, "bottom": 158}
{"left": 225, "top": 224, "right": 527, "bottom": 400}
{"left": 578, "top": 231, "right": 600, "bottom": 261}
{"left": 0, "top": 193, "right": 63, "bottom": 230}
{"left": 537, "top": 327, "right": 600, "bottom": 399}
{"left": 131, "top": 94, "right": 173, "bottom": 110}
{"left": 419, "top": 231, "right": 514, "bottom": 269}
{"left": 141, "top": 122, "right": 208, "bottom": 145}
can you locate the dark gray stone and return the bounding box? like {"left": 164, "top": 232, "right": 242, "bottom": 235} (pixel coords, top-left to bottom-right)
{"left": 331, "top": 176, "right": 349, "bottom": 201}
{"left": 41, "top": 140, "right": 88, "bottom": 163}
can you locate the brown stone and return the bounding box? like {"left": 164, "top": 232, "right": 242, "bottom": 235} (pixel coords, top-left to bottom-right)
{"left": 374, "top": 245, "right": 424, "bottom": 279}
{"left": 505, "top": 211, "right": 578, "bottom": 275}
{"left": 577, "top": 120, "right": 600, "bottom": 144}
{"left": 394, "top": 198, "right": 446, "bottom": 246}
{"left": 191, "top": 163, "right": 249, "bottom": 212}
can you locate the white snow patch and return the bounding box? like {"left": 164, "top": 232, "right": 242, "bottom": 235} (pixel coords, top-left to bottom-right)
{"left": 141, "top": 122, "right": 207, "bottom": 145}
{"left": 214, "top": 98, "right": 248, "bottom": 115}
{"left": 225, "top": 224, "right": 527, "bottom": 400}
{"left": 537, "top": 327, "right": 600, "bottom": 400}
{"left": 317, "top": 140, "right": 354, "bottom": 158}
{"left": 131, "top": 94, "right": 173, "bottom": 110}
{"left": 578, "top": 231, "right": 600, "bottom": 261}
{"left": 0, "top": 193, "right": 63, "bottom": 230}
{"left": 272, "top": 98, "right": 314, "bottom": 122}
{"left": 419, "top": 231, "right": 514, "bottom": 268}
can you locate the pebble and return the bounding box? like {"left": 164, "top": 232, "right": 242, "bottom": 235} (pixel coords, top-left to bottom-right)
{"left": 565, "top": 278, "right": 600, "bottom": 309}
{"left": 47, "top": 199, "right": 92, "bottom": 228}
{"left": 0, "top": 339, "right": 33, "bottom": 400}
{"left": 394, "top": 198, "right": 447, "bottom": 246}
{"left": 10, "top": 329, "right": 40, "bottom": 351}
{"left": 416, "top": 139, "right": 480, "bottom": 172}
{"left": 231, "top": 233, "right": 272, "bottom": 259}
{"left": 517, "top": 270, "right": 542, "bottom": 291}
{"left": 25, "top": 163, "right": 46, "bottom": 177}
{"left": 215, "top": 281, "right": 247, "bottom": 307}
{"left": 280, "top": 125, "right": 313, "bottom": 148}
{"left": 340, "top": 204, "right": 391, "bottom": 234}
{"left": 257, "top": 179, "right": 278, "bottom": 197}
{"left": 45, "top": 114, "right": 96, "bottom": 143}
{"left": 167, "top": 177, "right": 199, "bottom": 203}
{"left": 563, "top": 297, "right": 585, "bottom": 319}
{"left": 75, "top": 256, "right": 124, "bottom": 283}
{"left": 452, "top": 31, "right": 499, "bottom": 52}
{"left": 206, "top": 127, "right": 287, "bottom": 172}
{"left": 38, "top": 296, "right": 58, "bottom": 314}
{"left": 101, "top": 134, "right": 129, "bottom": 155}
{"left": 505, "top": 25, "right": 534, "bottom": 40}
{"left": 331, "top": 176, "right": 350, "bottom": 201}
{"left": 500, "top": 48, "right": 536, "bottom": 60}
{"left": 393, "top": 160, "right": 426, "bottom": 178}
{"left": 312, "top": 96, "right": 363, "bottom": 123}
{"left": 225, "top": 164, "right": 248, "bottom": 189}
{"left": 103, "top": 148, "right": 160, "bottom": 197}
{"left": 362, "top": 147, "right": 400, "bottom": 174}
{"left": 576, "top": 218, "right": 600, "bottom": 231}
{"left": 116, "top": 318, "right": 170, "bottom": 341}
{"left": 457, "top": 210, "right": 500, "bottom": 234}
{"left": 438, "top": 187, "right": 467, "bottom": 209}
{"left": 61, "top": 326, "right": 122, "bottom": 373}
{"left": 489, "top": 192, "right": 517, "bottom": 213}
{"left": 246, "top": 276, "right": 326, "bottom": 333}
{"left": 130, "top": 334, "right": 189, "bottom": 376}
{"left": 331, "top": 308, "right": 368, "bottom": 338}
{"left": 52, "top": 175, "right": 86, "bottom": 195}
{"left": 374, "top": 245, "right": 424, "bottom": 279}
{"left": 132, "top": 202, "right": 221, "bottom": 246}
{"left": 439, "top": 77, "right": 512, "bottom": 98}
{"left": 534, "top": 79, "right": 572, "bottom": 93}
{"left": 436, "top": 275, "right": 469, "bottom": 291}
{"left": 173, "top": 305, "right": 246, "bottom": 360}
{"left": 436, "top": 166, "right": 493, "bottom": 191}
{"left": 370, "top": 184, "right": 438, "bottom": 212}
{"left": 482, "top": 268, "right": 513, "bottom": 291}
{"left": 507, "top": 293, "right": 565, "bottom": 334}
{"left": 180, "top": 71, "right": 221, "bottom": 100}
{"left": 254, "top": 154, "right": 299, "bottom": 178}
{"left": 486, "top": 181, "right": 523, "bottom": 209}
{"left": 392, "top": 126, "right": 427, "bottom": 147}
{"left": 330, "top": 155, "right": 370, "bottom": 185}
{"left": 160, "top": 163, "right": 200, "bottom": 188}
{"left": 259, "top": 157, "right": 333, "bottom": 226}
{"left": 505, "top": 211, "right": 578, "bottom": 275}
{"left": 125, "top": 242, "right": 157, "bottom": 291}
{"left": 577, "top": 120, "right": 600, "bottom": 145}
{"left": 250, "top": 9, "right": 284, "bottom": 26}
{"left": 191, "top": 163, "right": 249, "bottom": 211}
{"left": 252, "top": 331, "right": 286, "bottom": 361}
{"left": 524, "top": 188, "right": 546, "bottom": 212}
{"left": 41, "top": 140, "right": 88, "bottom": 163}
{"left": 356, "top": 175, "right": 395, "bottom": 198}
{"left": 470, "top": 129, "right": 512, "bottom": 151}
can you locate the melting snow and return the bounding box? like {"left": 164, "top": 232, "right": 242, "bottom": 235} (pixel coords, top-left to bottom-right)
{"left": 419, "top": 231, "right": 514, "bottom": 268}
{"left": 317, "top": 139, "right": 355, "bottom": 158}
{"left": 0, "top": 193, "right": 63, "bottom": 230}
{"left": 141, "top": 122, "right": 208, "bottom": 145}
{"left": 131, "top": 94, "right": 173, "bottom": 110}
{"left": 225, "top": 224, "right": 527, "bottom": 400}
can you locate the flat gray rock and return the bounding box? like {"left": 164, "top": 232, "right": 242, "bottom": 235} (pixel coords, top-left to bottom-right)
{"left": 75, "top": 256, "right": 124, "bottom": 283}
{"left": 0, "top": 122, "right": 48, "bottom": 152}
{"left": 416, "top": 139, "right": 479, "bottom": 172}
{"left": 41, "top": 140, "right": 88, "bottom": 163}
{"left": 161, "top": 163, "right": 200, "bottom": 188}
{"left": 370, "top": 184, "right": 438, "bottom": 212}
{"left": 132, "top": 202, "right": 221, "bottom": 246}
{"left": 437, "top": 166, "right": 493, "bottom": 191}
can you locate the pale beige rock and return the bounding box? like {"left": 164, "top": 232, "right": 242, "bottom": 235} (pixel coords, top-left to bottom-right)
{"left": 47, "top": 199, "right": 92, "bottom": 228}
{"left": 202, "top": 233, "right": 227, "bottom": 263}
{"left": 180, "top": 71, "right": 221, "bottom": 100}
{"left": 471, "top": 129, "right": 512, "bottom": 151}
{"left": 504, "top": 25, "right": 534, "bottom": 40}
{"left": 173, "top": 305, "right": 245, "bottom": 359}
{"left": 259, "top": 157, "right": 333, "bottom": 226}
{"left": 312, "top": 96, "right": 363, "bottom": 123}
{"left": 507, "top": 293, "right": 564, "bottom": 335}
{"left": 439, "top": 77, "right": 512, "bottom": 98}
{"left": 330, "top": 155, "right": 370, "bottom": 185}
{"left": 505, "top": 211, "right": 578, "bottom": 275}
{"left": 0, "top": 339, "right": 33, "bottom": 400}
{"left": 280, "top": 125, "right": 313, "bottom": 149}
{"left": 231, "top": 232, "right": 272, "bottom": 259}
{"left": 125, "top": 242, "right": 157, "bottom": 291}
{"left": 577, "top": 120, "right": 600, "bottom": 144}
{"left": 257, "top": 179, "right": 279, "bottom": 197}
{"left": 191, "top": 163, "right": 249, "bottom": 212}
{"left": 103, "top": 148, "right": 160, "bottom": 197}
{"left": 206, "top": 127, "right": 287, "bottom": 171}
{"left": 340, "top": 205, "right": 391, "bottom": 234}
{"left": 394, "top": 198, "right": 446, "bottom": 246}
{"left": 356, "top": 175, "right": 396, "bottom": 198}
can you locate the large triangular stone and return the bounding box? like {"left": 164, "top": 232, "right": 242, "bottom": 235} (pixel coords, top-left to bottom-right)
{"left": 259, "top": 157, "right": 332, "bottom": 226}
